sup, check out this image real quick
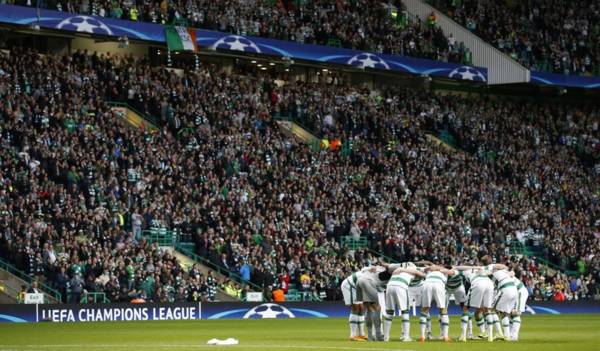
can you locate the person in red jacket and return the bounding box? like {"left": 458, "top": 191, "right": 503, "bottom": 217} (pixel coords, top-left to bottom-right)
{"left": 553, "top": 290, "right": 566, "bottom": 302}
{"left": 279, "top": 271, "right": 291, "bottom": 293}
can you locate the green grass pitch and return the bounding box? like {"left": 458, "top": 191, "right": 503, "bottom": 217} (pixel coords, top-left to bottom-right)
{"left": 0, "top": 315, "right": 599, "bottom": 351}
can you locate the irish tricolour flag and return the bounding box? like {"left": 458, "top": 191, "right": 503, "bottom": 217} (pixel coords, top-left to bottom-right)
{"left": 165, "top": 26, "right": 198, "bottom": 52}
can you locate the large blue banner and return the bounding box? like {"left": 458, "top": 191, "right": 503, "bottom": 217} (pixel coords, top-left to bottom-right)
{"left": 201, "top": 301, "right": 600, "bottom": 319}
{"left": 3, "top": 5, "right": 600, "bottom": 88}
{"left": 1, "top": 300, "right": 599, "bottom": 323}
{"left": 0, "top": 4, "right": 487, "bottom": 83}
{"left": 531, "top": 71, "right": 600, "bottom": 89}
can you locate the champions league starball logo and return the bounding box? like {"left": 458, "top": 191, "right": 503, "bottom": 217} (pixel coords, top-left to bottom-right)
{"left": 56, "top": 15, "right": 113, "bottom": 35}
{"left": 210, "top": 35, "right": 261, "bottom": 53}
{"left": 206, "top": 303, "right": 328, "bottom": 319}
{"left": 448, "top": 66, "right": 486, "bottom": 82}
{"left": 347, "top": 53, "right": 390, "bottom": 70}
{"left": 243, "top": 303, "right": 295, "bottom": 319}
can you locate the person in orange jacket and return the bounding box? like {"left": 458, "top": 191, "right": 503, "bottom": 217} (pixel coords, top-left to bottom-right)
{"left": 273, "top": 285, "right": 286, "bottom": 302}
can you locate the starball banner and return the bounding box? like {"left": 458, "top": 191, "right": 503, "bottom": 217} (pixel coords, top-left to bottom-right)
{"left": 1, "top": 301, "right": 599, "bottom": 323}
{"left": 2, "top": 5, "right": 599, "bottom": 89}
{"left": 530, "top": 70, "right": 600, "bottom": 89}
{"left": 0, "top": 4, "right": 487, "bottom": 83}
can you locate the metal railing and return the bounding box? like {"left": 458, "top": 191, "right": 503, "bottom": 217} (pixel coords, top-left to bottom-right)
{"left": 142, "top": 229, "right": 180, "bottom": 247}
{"left": 81, "top": 292, "right": 110, "bottom": 304}
{"left": 0, "top": 257, "right": 62, "bottom": 302}
{"left": 284, "top": 290, "right": 322, "bottom": 302}
{"left": 340, "top": 236, "right": 368, "bottom": 250}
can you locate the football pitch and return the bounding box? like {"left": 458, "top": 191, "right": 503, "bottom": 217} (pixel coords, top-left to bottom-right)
{"left": 1, "top": 315, "right": 599, "bottom": 351}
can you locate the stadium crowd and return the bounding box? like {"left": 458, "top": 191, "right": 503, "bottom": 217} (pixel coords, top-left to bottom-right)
{"left": 9, "top": 0, "right": 471, "bottom": 64}
{"left": 429, "top": 0, "right": 600, "bottom": 76}
{"left": 0, "top": 45, "right": 599, "bottom": 304}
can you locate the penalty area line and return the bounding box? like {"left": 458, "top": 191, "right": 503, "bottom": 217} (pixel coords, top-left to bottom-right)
{"left": 0, "top": 344, "right": 416, "bottom": 351}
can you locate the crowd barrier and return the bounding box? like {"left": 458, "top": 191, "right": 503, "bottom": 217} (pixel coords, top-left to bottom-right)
{"left": 1, "top": 300, "right": 599, "bottom": 323}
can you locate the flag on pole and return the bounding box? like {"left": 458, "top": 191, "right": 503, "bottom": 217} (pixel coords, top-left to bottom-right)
{"left": 165, "top": 26, "right": 198, "bottom": 52}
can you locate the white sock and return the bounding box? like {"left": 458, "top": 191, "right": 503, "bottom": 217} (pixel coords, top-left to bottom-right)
{"left": 460, "top": 313, "right": 469, "bottom": 338}
{"left": 373, "top": 310, "right": 383, "bottom": 339}
{"left": 419, "top": 312, "right": 428, "bottom": 338}
{"left": 349, "top": 313, "right": 358, "bottom": 337}
{"left": 440, "top": 314, "right": 449, "bottom": 338}
{"left": 511, "top": 315, "right": 521, "bottom": 340}
{"left": 486, "top": 313, "right": 494, "bottom": 339}
{"left": 468, "top": 312, "right": 474, "bottom": 336}
{"left": 358, "top": 314, "right": 366, "bottom": 336}
{"left": 502, "top": 315, "right": 510, "bottom": 337}
{"left": 401, "top": 312, "right": 410, "bottom": 339}
{"left": 426, "top": 315, "right": 432, "bottom": 336}
{"left": 493, "top": 313, "right": 503, "bottom": 336}
{"left": 476, "top": 314, "right": 486, "bottom": 334}
{"left": 383, "top": 310, "right": 393, "bottom": 341}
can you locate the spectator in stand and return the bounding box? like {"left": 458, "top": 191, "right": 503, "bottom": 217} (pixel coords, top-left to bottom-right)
{"left": 429, "top": 0, "right": 600, "bottom": 75}
{"left": 300, "top": 271, "right": 311, "bottom": 292}
{"left": 239, "top": 260, "right": 251, "bottom": 283}
{"left": 70, "top": 273, "right": 84, "bottom": 303}
{"left": 273, "top": 285, "right": 285, "bottom": 302}
{"left": 26, "top": 281, "right": 40, "bottom": 294}
{"left": 14, "top": 0, "right": 468, "bottom": 63}
{"left": 0, "top": 44, "right": 599, "bottom": 304}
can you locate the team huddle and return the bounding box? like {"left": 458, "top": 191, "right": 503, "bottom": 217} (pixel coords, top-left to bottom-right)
{"left": 340, "top": 255, "right": 529, "bottom": 343}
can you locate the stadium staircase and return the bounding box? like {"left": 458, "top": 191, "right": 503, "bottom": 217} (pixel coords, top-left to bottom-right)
{"left": 402, "top": 0, "right": 530, "bottom": 85}
{"left": 425, "top": 131, "right": 460, "bottom": 152}
{"left": 140, "top": 231, "right": 258, "bottom": 301}
{"left": 107, "top": 101, "right": 158, "bottom": 131}
{"left": 166, "top": 247, "right": 238, "bottom": 302}
{"left": 275, "top": 115, "right": 321, "bottom": 151}
{"left": 0, "top": 257, "right": 61, "bottom": 303}
{"left": 141, "top": 231, "right": 323, "bottom": 301}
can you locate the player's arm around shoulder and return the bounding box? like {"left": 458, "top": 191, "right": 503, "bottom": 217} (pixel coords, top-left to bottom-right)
{"left": 393, "top": 267, "right": 426, "bottom": 277}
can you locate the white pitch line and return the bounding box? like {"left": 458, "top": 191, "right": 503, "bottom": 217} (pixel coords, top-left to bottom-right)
{"left": 0, "top": 344, "right": 416, "bottom": 351}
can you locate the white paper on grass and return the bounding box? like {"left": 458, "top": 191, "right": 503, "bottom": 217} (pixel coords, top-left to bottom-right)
{"left": 207, "top": 338, "right": 239, "bottom": 345}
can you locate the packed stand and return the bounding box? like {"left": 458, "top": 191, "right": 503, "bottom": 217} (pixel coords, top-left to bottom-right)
{"left": 428, "top": 0, "right": 600, "bottom": 76}
{"left": 270, "top": 81, "right": 600, "bottom": 301}
{"left": 11, "top": 0, "right": 471, "bottom": 64}
{"left": 0, "top": 45, "right": 599, "bottom": 304}
{"left": 0, "top": 47, "right": 380, "bottom": 303}
{"left": 0, "top": 48, "right": 247, "bottom": 303}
